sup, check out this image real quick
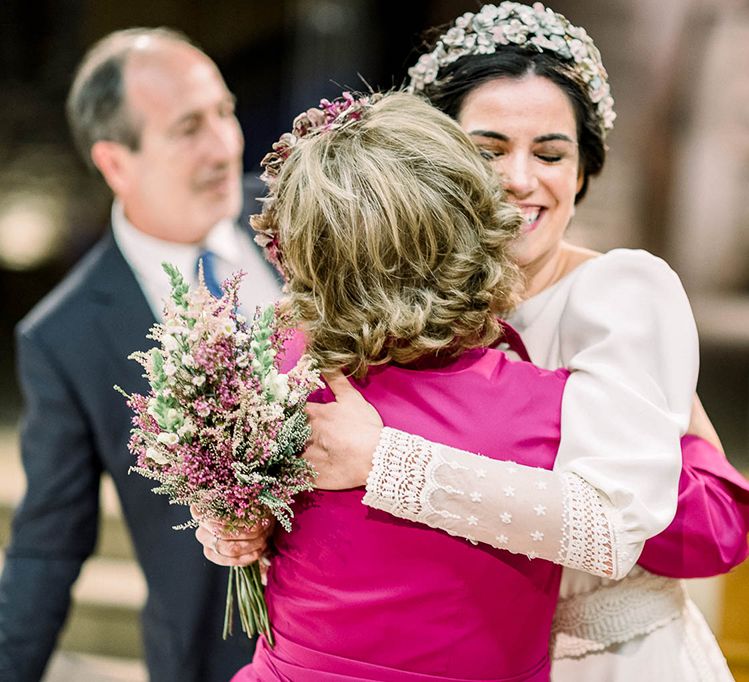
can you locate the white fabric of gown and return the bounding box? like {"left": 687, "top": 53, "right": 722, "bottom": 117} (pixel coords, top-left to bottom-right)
{"left": 363, "top": 249, "right": 733, "bottom": 680}
{"left": 510, "top": 250, "right": 731, "bottom": 680}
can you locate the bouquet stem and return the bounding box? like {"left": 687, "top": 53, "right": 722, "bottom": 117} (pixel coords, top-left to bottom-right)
{"left": 223, "top": 564, "right": 274, "bottom": 646}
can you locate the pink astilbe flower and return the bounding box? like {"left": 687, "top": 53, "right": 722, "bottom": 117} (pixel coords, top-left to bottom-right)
{"left": 250, "top": 91, "right": 384, "bottom": 278}
{"left": 116, "top": 263, "right": 322, "bottom": 647}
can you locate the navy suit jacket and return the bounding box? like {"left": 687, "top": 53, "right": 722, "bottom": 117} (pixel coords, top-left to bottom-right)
{"left": 0, "top": 180, "right": 275, "bottom": 681}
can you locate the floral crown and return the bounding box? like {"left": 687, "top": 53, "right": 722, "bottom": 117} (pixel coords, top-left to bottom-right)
{"left": 251, "top": 91, "right": 382, "bottom": 278}
{"left": 407, "top": 2, "right": 615, "bottom": 136}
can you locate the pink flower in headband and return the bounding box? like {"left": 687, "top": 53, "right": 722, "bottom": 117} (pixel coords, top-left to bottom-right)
{"left": 259, "top": 92, "right": 372, "bottom": 185}
{"left": 251, "top": 92, "right": 381, "bottom": 278}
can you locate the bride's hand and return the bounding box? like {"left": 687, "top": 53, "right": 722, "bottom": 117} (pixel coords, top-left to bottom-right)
{"left": 304, "top": 370, "right": 383, "bottom": 490}
{"left": 191, "top": 505, "right": 275, "bottom": 567}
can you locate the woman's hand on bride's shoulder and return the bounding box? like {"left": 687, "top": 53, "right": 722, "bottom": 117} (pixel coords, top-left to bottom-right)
{"left": 304, "top": 370, "right": 383, "bottom": 490}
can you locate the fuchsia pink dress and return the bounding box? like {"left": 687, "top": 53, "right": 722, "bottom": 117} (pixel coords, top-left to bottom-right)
{"left": 233, "top": 347, "right": 568, "bottom": 681}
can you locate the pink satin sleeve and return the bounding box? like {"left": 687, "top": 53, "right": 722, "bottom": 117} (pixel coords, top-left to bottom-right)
{"left": 638, "top": 434, "right": 749, "bottom": 578}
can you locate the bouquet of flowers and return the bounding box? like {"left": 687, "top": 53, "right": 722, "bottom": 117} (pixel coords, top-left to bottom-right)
{"left": 117, "top": 263, "right": 321, "bottom": 645}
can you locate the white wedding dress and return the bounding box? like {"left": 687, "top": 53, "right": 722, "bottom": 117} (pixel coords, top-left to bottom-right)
{"left": 364, "top": 249, "right": 733, "bottom": 681}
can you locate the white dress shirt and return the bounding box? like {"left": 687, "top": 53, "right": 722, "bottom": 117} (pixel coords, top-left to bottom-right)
{"left": 111, "top": 200, "right": 282, "bottom": 320}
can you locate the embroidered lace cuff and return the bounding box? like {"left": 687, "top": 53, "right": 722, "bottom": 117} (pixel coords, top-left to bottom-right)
{"left": 363, "top": 427, "right": 622, "bottom": 578}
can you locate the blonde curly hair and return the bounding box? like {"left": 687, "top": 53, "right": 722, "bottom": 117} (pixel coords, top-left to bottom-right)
{"left": 271, "top": 91, "right": 522, "bottom": 376}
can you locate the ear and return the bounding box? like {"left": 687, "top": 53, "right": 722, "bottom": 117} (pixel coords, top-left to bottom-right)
{"left": 90, "top": 140, "right": 134, "bottom": 196}
{"left": 576, "top": 167, "right": 585, "bottom": 194}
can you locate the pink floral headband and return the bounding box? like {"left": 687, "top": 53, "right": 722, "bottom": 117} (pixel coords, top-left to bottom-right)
{"left": 251, "top": 92, "right": 382, "bottom": 277}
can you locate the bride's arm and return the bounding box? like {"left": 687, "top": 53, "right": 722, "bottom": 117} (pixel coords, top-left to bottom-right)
{"left": 305, "top": 374, "right": 625, "bottom": 579}
{"left": 306, "top": 252, "right": 713, "bottom": 580}
{"left": 306, "top": 379, "right": 749, "bottom": 580}
{"left": 365, "top": 427, "right": 621, "bottom": 577}
{"left": 687, "top": 395, "right": 723, "bottom": 452}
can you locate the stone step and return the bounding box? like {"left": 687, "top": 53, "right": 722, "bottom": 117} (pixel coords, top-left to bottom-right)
{"left": 721, "top": 552, "right": 749, "bottom": 679}
{"left": 722, "top": 641, "right": 749, "bottom": 682}
{"left": 42, "top": 651, "right": 146, "bottom": 682}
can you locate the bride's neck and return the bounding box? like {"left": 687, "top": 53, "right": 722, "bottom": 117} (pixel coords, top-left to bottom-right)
{"left": 521, "top": 241, "right": 600, "bottom": 300}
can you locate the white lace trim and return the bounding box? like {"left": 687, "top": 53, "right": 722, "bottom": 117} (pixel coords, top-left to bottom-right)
{"left": 364, "top": 427, "right": 437, "bottom": 520}
{"left": 366, "top": 436, "right": 720, "bottom": 672}
{"left": 558, "top": 472, "right": 616, "bottom": 578}
{"left": 551, "top": 571, "right": 685, "bottom": 658}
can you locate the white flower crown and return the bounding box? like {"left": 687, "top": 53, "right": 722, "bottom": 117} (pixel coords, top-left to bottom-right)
{"left": 407, "top": 2, "right": 615, "bottom": 136}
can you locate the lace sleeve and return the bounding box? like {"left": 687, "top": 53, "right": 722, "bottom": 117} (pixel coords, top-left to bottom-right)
{"left": 363, "top": 428, "right": 630, "bottom": 579}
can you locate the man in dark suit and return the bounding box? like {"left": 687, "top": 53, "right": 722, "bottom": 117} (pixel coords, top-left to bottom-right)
{"left": 0, "top": 28, "right": 280, "bottom": 681}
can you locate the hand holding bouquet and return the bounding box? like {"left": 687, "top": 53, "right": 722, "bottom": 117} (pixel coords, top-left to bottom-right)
{"left": 118, "top": 264, "right": 321, "bottom": 645}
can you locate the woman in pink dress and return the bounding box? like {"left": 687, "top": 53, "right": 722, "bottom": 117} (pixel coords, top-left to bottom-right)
{"left": 202, "top": 89, "right": 587, "bottom": 681}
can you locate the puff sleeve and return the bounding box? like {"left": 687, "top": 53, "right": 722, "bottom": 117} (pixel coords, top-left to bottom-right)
{"left": 363, "top": 251, "right": 698, "bottom": 579}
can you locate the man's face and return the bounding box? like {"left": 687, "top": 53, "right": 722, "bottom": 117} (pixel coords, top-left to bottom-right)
{"left": 115, "top": 40, "right": 244, "bottom": 243}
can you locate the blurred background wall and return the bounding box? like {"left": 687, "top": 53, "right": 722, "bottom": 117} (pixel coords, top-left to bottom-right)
{"left": 1, "top": 0, "right": 748, "bottom": 448}
{"left": 0, "top": 0, "right": 747, "bottom": 680}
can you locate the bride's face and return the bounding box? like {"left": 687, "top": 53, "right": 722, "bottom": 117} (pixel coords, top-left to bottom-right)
{"left": 457, "top": 74, "right": 583, "bottom": 272}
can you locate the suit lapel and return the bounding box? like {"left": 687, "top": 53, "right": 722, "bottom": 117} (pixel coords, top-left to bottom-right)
{"left": 87, "top": 232, "right": 157, "bottom": 392}
{"left": 87, "top": 187, "right": 282, "bottom": 381}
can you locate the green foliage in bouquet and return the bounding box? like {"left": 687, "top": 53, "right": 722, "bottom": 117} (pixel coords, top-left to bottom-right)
{"left": 117, "top": 263, "right": 322, "bottom": 646}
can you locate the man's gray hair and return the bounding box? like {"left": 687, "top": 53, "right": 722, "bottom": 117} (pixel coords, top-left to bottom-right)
{"left": 66, "top": 27, "right": 195, "bottom": 169}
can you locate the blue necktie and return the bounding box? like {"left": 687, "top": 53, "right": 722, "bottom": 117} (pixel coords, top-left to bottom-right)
{"left": 196, "top": 250, "right": 223, "bottom": 298}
